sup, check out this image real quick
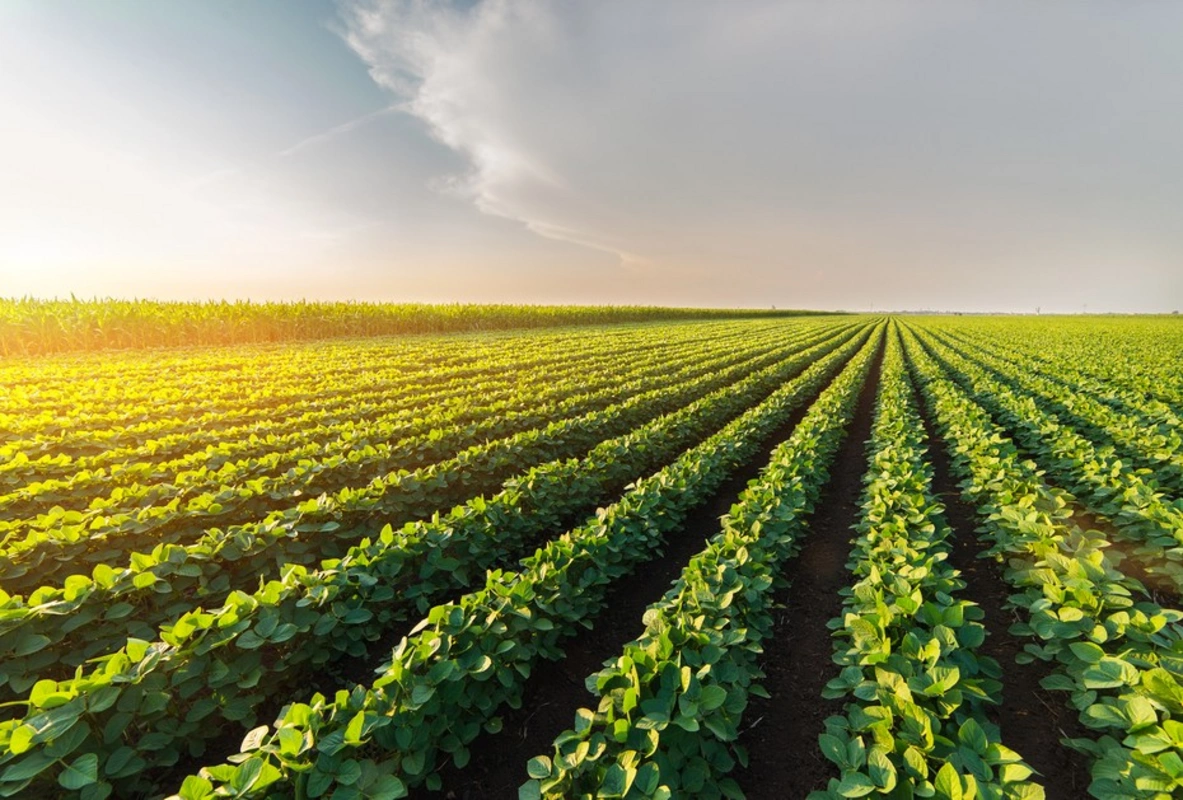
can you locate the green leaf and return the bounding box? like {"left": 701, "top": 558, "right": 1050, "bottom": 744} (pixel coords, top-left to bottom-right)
{"left": 410, "top": 684, "right": 435, "bottom": 706}
{"left": 526, "top": 756, "right": 551, "bottom": 780}
{"left": 343, "top": 608, "right": 373, "bottom": 625}
{"left": 1158, "top": 750, "right": 1183, "bottom": 779}
{"left": 1082, "top": 657, "right": 1137, "bottom": 690}
{"left": 103, "top": 746, "right": 137, "bottom": 777}
{"left": 600, "top": 763, "right": 633, "bottom": 798}
{"left": 177, "top": 775, "right": 214, "bottom": 800}
{"left": 0, "top": 752, "right": 56, "bottom": 783}
{"left": 307, "top": 769, "right": 334, "bottom": 798}
{"left": 8, "top": 725, "right": 35, "bottom": 755}
{"left": 867, "top": 748, "right": 897, "bottom": 791}
{"left": 1082, "top": 702, "right": 1127, "bottom": 730}
{"left": 1068, "top": 641, "right": 1106, "bottom": 664}
{"left": 368, "top": 775, "right": 407, "bottom": 800}
{"left": 45, "top": 721, "right": 90, "bottom": 760}
{"left": 337, "top": 760, "right": 362, "bottom": 786}
{"left": 278, "top": 727, "right": 304, "bottom": 756}
{"left": 402, "top": 749, "right": 426, "bottom": 777}
{"left": 13, "top": 635, "right": 50, "bottom": 657}
{"left": 699, "top": 685, "right": 728, "bottom": 712}
{"left": 29, "top": 679, "right": 60, "bottom": 707}
{"left": 237, "top": 630, "right": 265, "bottom": 650}
{"left": 1000, "top": 762, "right": 1035, "bottom": 783}
{"left": 87, "top": 686, "right": 121, "bottom": 714}
{"left": 1123, "top": 695, "right": 1161, "bottom": 733}
{"left": 344, "top": 712, "right": 365, "bottom": 745}
{"left": 104, "top": 603, "right": 135, "bottom": 620}
{"left": 958, "top": 718, "right": 989, "bottom": 755}
{"left": 934, "top": 763, "right": 963, "bottom": 800}
{"left": 836, "top": 771, "right": 877, "bottom": 798}
{"left": 241, "top": 725, "right": 269, "bottom": 752}
{"left": 903, "top": 746, "right": 928, "bottom": 779}
{"left": 820, "top": 734, "right": 848, "bottom": 768}
{"left": 574, "top": 708, "right": 595, "bottom": 734}
{"left": 636, "top": 762, "right": 661, "bottom": 794}
{"left": 58, "top": 753, "right": 99, "bottom": 790}
{"left": 79, "top": 781, "right": 113, "bottom": 800}
{"left": 230, "top": 758, "right": 263, "bottom": 794}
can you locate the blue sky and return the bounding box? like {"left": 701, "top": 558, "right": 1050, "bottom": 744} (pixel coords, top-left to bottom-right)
{"left": 1, "top": 0, "right": 1181, "bottom": 312}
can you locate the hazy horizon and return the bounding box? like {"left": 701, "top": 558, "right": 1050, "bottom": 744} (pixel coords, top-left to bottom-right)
{"left": 2, "top": 0, "right": 1181, "bottom": 313}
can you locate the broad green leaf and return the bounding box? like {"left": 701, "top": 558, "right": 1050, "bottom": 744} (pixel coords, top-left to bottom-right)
{"left": 58, "top": 753, "right": 99, "bottom": 791}
{"left": 836, "top": 772, "right": 876, "bottom": 798}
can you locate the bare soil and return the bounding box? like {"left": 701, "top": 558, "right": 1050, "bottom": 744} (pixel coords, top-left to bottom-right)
{"left": 907, "top": 362, "right": 1094, "bottom": 799}
{"left": 1066, "top": 504, "right": 1182, "bottom": 609}
{"left": 733, "top": 338, "right": 884, "bottom": 799}
{"left": 413, "top": 359, "right": 843, "bottom": 799}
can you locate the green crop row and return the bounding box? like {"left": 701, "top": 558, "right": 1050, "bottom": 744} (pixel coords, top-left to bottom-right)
{"left": 0, "top": 321, "right": 789, "bottom": 486}
{"left": 0, "top": 326, "right": 875, "bottom": 798}
{"left": 814, "top": 326, "right": 1042, "bottom": 800}
{"left": 0, "top": 330, "right": 744, "bottom": 516}
{"left": 916, "top": 334, "right": 1183, "bottom": 594}
{"left": 0, "top": 347, "right": 662, "bottom": 523}
{"left": 0, "top": 325, "right": 839, "bottom": 598}
{"left": 0, "top": 322, "right": 666, "bottom": 446}
{"left": 140, "top": 327, "right": 883, "bottom": 800}
{"left": 0, "top": 325, "right": 864, "bottom": 707}
{"left": 926, "top": 328, "right": 1183, "bottom": 498}
{"left": 923, "top": 317, "right": 1183, "bottom": 413}
{"left": 935, "top": 326, "right": 1182, "bottom": 437}
{"left": 903, "top": 323, "right": 1183, "bottom": 800}
{"left": 0, "top": 330, "right": 784, "bottom": 567}
{"left": 521, "top": 324, "right": 881, "bottom": 800}
{"left": 0, "top": 322, "right": 819, "bottom": 570}
{"left": 0, "top": 317, "right": 707, "bottom": 426}
{"left": 0, "top": 298, "right": 826, "bottom": 357}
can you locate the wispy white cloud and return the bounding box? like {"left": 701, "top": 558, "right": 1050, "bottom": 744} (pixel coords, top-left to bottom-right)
{"left": 278, "top": 105, "right": 400, "bottom": 158}
{"left": 5, "top": 0, "right": 1180, "bottom": 309}
{"left": 334, "top": 0, "right": 1183, "bottom": 311}
{"left": 185, "top": 104, "right": 400, "bottom": 193}
{"left": 337, "top": 0, "right": 648, "bottom": 265}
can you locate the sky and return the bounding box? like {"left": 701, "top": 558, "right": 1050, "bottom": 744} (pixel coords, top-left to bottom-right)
{"left": 1, "top": 0, "right": 1181, "bottom": 313}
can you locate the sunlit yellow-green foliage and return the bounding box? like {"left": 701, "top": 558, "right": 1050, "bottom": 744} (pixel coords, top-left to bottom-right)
{"left": 0, "top": 298, "right": 824, "bottom": 356}
{"left": 2, "top": 314, "right": 1183, "bottom": 799}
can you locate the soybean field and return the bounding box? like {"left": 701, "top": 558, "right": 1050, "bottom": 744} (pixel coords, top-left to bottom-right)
{"left": 1, "top": 314, "right": 1182, "bottom": 800}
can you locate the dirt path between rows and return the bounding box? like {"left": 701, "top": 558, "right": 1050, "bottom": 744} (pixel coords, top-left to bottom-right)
{"left": 734, "top": 337, "right": 884, "bottom": 799}
{"left": 905, "top": 349, "right": 1093, "bottom": 799}
{"left": 413, "top": 352, "right": 860, "bottom": 799}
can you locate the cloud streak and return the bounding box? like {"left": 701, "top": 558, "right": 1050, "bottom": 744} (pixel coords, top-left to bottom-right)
{"left": 278, "top": 105, "right": 400, "bottom": 158}
{"left": 333, "top": 0, "right": 1183, "bottom": 311}
{"left": 337, "top": 0, "right": 648, "bottom": 265}
{"left": 3, "top": 0, "right": 1180, "bottom": 310}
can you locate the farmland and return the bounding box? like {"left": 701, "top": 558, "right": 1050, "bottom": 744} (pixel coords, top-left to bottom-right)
{"left": 1, "top": 313, "right": 1181, "bottom": 800}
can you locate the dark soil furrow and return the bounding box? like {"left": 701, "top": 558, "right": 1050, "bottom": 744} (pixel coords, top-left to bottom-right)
{"left": 914, "top": 331, "right": 1183, "bottom": 606}
{"left": 1064, "top": 504, "right": 1183, "bottom": 609}
{"left": 308, "top": 509, "right": 594, "bottom": 702}
{"left": 156, "top": 334, "right": 872, "bottom": 795}
{"left": 314, "top": 331, "right": 866, "bottom": 699}
{"left": 734, "top": 337, "right": 884, "bottom": 800}
{"left": 412, "top": 352, "right": 850, "bottom": 799}
{"left": 903, "top": 342, "right": 1093, "bottom": 799}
